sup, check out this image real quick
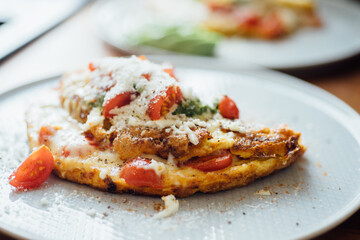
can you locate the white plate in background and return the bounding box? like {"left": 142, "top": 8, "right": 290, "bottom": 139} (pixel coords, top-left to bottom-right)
{"left": 93, "top": 0, "right": 360, "bottom": 70}
{"left": 0, "top": 58, "right": 359, "bottom": 239}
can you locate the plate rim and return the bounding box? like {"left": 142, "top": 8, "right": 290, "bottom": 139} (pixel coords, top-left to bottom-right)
{"left": 0, "top": 59, "right": 359, "bottom": 239}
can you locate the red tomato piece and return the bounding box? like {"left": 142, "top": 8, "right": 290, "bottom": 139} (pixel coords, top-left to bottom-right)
{"left": 138, "top": 55, "right": 147, "bottom": 61}
{"left": 38, "top": 125, "right": 59, "bottom": 144}
{"left": 89, "top": 62, "right": 96, "bottom": 72}
{"left": 103, "top": 91, "right": 136, "bottom": 118}
{"left": 142, "top": 73, "right": 151, "bottom": 81}
{"left": 257, "top": 13, "right": 284, "bottom": 39}
{"left": 236, "top": 9, "right": 260, "bottom": 27}
{"left": 163, "top": 68, "right": 177, "bottom": 81}
{"left": 219, "top": 95, "right": 239, "bottom": 119}
{"left": 185, "top": 150, "right": 233, "bottom": 172}
{"left": 147, "top": 86, "right": 182, "bottom": 120}
{"left": 9, "top": 145, "right": 54, "bottom": 190}
{"left": 120, "top": 157, "right": 162, "bottom": 188}
{"left": 62, "top": 147, "right": 70, "bottom": 157}
{"left": 207, "top": 3, "right": 233, "bottom": 12}
{"left": 84, "top": 131, "right": 100, "bottom": 147}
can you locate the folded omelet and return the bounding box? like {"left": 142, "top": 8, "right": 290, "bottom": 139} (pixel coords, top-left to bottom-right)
{"left": 26, "top": 56, "right": 305, "bottom": 197}
{"left": 202, "top": 0, "right": 321, "bottom": 39}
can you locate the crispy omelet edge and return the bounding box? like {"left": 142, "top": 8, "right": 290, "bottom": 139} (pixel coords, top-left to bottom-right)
{"left": 27, "top": 125, "right": 305, "bottom": 198}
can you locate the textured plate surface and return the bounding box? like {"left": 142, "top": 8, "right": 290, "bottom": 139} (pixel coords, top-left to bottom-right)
{"left": 0, "top": 62, "right": 360, "bottom": 240}
{"left": 94, "top": 0, "right": 360, "bottom": 70}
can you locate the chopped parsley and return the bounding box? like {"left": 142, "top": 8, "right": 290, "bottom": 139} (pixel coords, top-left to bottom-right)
{"left": 173, "top": 98, "right": 218, "bottom": 117}
{"left": 89, "top": 93, "right": 105, "bottom": 108}
{"left": 133, "top": 83, "right": 144, "bottom": 93}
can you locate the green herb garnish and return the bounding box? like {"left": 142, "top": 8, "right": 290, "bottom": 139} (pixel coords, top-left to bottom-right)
{"left": 89, "top": 93, "right": 105, "bottom": 108}
{"left": 173, "top": 98, "right": 218, "bottom": 117}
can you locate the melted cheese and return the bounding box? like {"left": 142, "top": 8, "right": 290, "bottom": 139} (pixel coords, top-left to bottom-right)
{"left": 142, "top": 159, "right": 166, "bottom": 176}
{"left": 83, "top": 107, "right": 104, "bottom": 131}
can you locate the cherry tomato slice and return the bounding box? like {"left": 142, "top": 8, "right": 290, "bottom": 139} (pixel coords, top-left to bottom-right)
{"left": 219, "top": 95, "right": 239, "bottom": 119}
{"left": 185, "top": 150, "right": 233, "bottom": 172}
{"left": 147, "top": 86, "right": 182, "bottom": 120}
{"left": 103, "top": 91, "right": 135, "bottom": 118}
{"left": 120, "top": 157, "right": 162, "bottom": 188}
{"left": 9, "top": 145, "right": 54, "bottom": 190}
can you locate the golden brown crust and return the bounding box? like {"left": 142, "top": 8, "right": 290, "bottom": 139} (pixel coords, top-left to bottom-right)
{"left": 231, "top": 127, "right": 302, "bottom": 159}
{"left": 28, "top": 125, "right": 305, "bottom": 198}
{"left": 50, "top": 148, "right": 304, "bottom": 198}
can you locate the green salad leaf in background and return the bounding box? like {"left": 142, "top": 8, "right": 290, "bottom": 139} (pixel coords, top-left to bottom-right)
{"left": 130, "top": 25, "right": 221, "bottom": 56}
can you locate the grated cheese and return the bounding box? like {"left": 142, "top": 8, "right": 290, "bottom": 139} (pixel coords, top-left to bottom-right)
{"left": 86, "top": 208, "right": 97, "bottom": 217}
{"left": 60, "top": 56, "right": 260, "bottom": 152}
{"left": 256, "top": 189, "right": 272, "bottom": 196}
{"left": 83, "top": 107, "right": 104, "bottom": 131}
{"left": 142, "top": 159, "right": 166, "bottom": 176}
{"left": 154, "top": 195, "right": 179, "bottom": 219}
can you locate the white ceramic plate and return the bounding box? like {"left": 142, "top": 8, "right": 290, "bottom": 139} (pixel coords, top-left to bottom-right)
{"left": 93, "top": 0, "right": 360, "bottom": 70}
{"left": 0, "top": 58, "right": 360, "bottom": 240}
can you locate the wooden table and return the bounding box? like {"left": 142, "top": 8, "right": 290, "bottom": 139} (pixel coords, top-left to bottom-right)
{"left": 0, "top": 2, "right": 359, "bottom": 239}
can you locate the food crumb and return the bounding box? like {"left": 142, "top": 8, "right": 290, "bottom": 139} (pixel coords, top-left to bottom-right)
{"left": 228, "top": 221, "right": 232, "bottom": 224}
{"left": 242, "top": 212, "right": 246, "bottom": 215}
{"left": 40, "top": 197, "right": 49, "bottom": 206}
{"left": 256, "top": 189, "right": 271, "bottom": 196}
{"left": 323, "top": 172, "right": 327, "bottom": 176}
{"left": 285, "top": 191, "right": 290, "bottom": 194}
{"left": 154, "top": 203, "right": 162, "bottom": 211}
{"left": 86, "top": 208, "right": 96, "bottom": 217}
{"left": 296, "top": 222, "right": 299, "bottom": 226}
{"left": 315, "top": 163, "right": 322, "bottom": 168}
{"left": 154, "top": 195, "right": 179, "bottom": 219}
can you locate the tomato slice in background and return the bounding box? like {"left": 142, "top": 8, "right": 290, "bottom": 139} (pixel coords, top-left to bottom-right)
{"left": 147, "top": 86, "right": 182, "bottom": 120}
{"left": 219, "top": 95, "right": 239, "bottom": 119}
{"left": 257, "top": 13, "right": 284, "bottom": 39}
{"left": 185, "top": 150, "right": 233, "bottom": 172}
{"left": 235, "top": 9, "right": 260, "bottom": 27}
{"left": 9, "top": 145, "right": 54, "bottom": 190}
{"left": 103, "top": 91, "right": 136, "bottom": 118}
{"left": 120, "top": 157, "right": 163, "bottom": 188}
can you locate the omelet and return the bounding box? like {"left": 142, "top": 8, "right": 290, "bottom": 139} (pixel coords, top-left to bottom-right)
{"left": 25, "top": 56, "right": 305, "bottom": 197}
{"left": 202, "top": 0, "right": 321, "bottom": 39}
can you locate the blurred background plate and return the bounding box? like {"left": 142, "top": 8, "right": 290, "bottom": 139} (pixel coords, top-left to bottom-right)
{"left": 0, "top": 56, "right": 360, "bottom": 239}
{"left": 93, "top": 0, "right": 360, "bottom": 70}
